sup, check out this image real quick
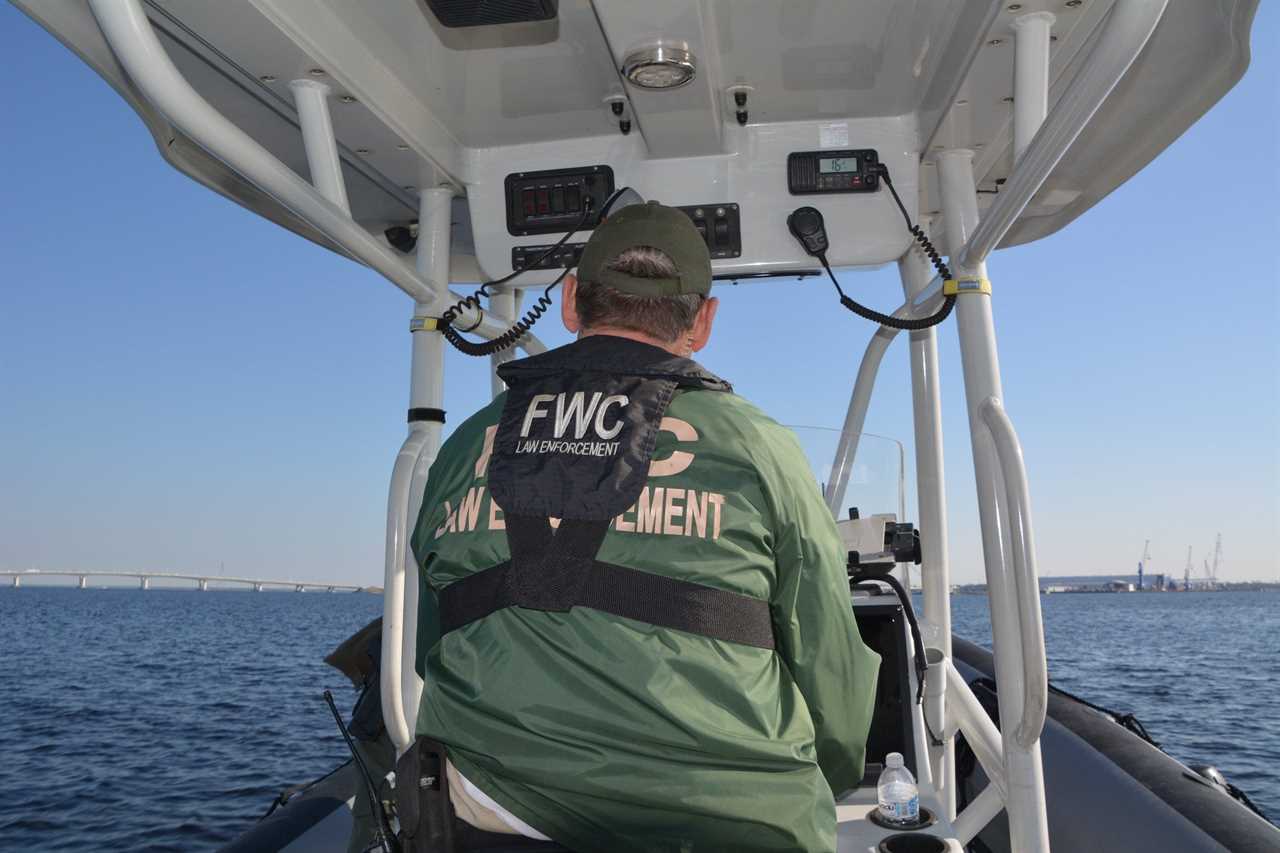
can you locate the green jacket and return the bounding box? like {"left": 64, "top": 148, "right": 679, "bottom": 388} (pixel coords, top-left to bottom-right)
{"left": 411, "top": 373, "right": 881, "bottom": 853}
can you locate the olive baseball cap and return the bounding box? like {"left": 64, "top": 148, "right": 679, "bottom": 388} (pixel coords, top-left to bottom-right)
{"left": 577, "top": 201, "right": 712, "bottom": 297}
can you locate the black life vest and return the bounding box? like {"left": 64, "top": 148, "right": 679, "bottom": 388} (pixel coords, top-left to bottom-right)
{"left": 438, "top": 336, "right": 775, "bottom": 650}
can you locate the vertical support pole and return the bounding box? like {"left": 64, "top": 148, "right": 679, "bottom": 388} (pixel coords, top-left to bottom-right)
{"left": 289, "top": 79, "right": 351, "bottom": 214}
{"left": 488, "top": 288, "right": 523, "bottom": 399}
{"left": 937, "top": 148, "right": 1048, "bottom": 852}
{"left": 78, "top": 576, "right": 87, "bottom": 590}
{"left": 400, "top": 186, "right": 453, "bottom": 743}
{"left": 12, "top": 575, "right": 19, "bottom": 588}
{"left": 898, "top": 243, "right": 955, "bottom": 817}
{"left": 1012, "top": 12, "right": 1057, "bottom": 163}
{"left": 140, "top": 577, "right": 149, "bottom": 590}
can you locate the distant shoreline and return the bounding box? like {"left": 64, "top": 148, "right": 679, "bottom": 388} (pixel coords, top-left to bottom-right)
{"left": 952, "top": 581, "right": 1280, "bottom": 595}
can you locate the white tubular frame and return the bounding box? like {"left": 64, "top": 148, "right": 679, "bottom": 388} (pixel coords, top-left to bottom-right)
{"left": 957, "top": 0, "right": 1170, "bottom": 269}
{"left": 979, "top": 397, "right": 1048, "bottom": 749}
{"left": 953, "top": 785, "right": 1006, "bottom": 846}
{"left": 1011, "top": 13, "right": 1056, "bottom": 164}
{"left": 824, "top": 2, "right": 1170, "bottom": 846}
{"left": 86, "top": 0, "right": 520, "bottom": 341}
{"left": 945, "top": 661, "right": 1008, "bottom": 799}
{"left": 488, "top": 288, "right": 522, "bottom": 399}
{"left": 900, "top": 245, "right": 955, "bottom": 817}
{"left": 381, "top": 187, "right": 455, "bottom": 752}
{"left": 941, "top": 143, "right": 1051, "bottom": 853}
{"left": 825, "top": 326, "right": 896, "bottom": 515}
{"left": 824, "top": 286, "right": 948, "bottom": 513}
{"left": 381, "top": 429, "right": 433, "bottom": 749}
{"left": 290, "top": 79, "right": 351, "bottom": 214}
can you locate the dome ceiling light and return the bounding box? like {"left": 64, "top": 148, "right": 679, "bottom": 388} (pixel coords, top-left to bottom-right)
{"left": 622, "top": 44, "right": 696, "bottom": 90}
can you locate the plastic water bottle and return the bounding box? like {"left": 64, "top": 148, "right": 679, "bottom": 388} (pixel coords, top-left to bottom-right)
{"left": 876, "top": 752, "right": 919, "bottom": 826}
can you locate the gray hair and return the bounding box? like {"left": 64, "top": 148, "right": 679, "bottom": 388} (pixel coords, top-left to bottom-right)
{"left": 575, "top": 246, "right": 705, "bottom": 343}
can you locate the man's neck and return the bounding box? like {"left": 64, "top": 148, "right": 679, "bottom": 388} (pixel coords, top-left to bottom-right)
{"left": 579, "top": 327, "right": 687, "bottom": 357}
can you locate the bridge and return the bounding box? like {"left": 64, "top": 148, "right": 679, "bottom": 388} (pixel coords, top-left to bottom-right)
{"left": 0, "top": 569, "right": 365, "bottom": 593}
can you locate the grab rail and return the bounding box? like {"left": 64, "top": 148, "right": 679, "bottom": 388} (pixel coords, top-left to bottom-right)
{"left": 824, "top": 283, "right": 948, "bottom": 513}
{"left": 978, "top": 398, "right": 1048, "bottom": 749}
{"left": 381, "top": 430, "right": 433, "bottom": 750}
{"left": 86, "top": 0, "right": 540, "bottom": 349}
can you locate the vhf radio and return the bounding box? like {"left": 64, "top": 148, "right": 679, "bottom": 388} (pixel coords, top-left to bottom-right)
{"left": 787, "top": 149, "right": 880, "bottom": 195}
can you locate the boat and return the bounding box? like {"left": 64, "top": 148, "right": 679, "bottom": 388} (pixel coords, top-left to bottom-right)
{"left": 11, "top": 1, "right": 1276, "bottom": 851}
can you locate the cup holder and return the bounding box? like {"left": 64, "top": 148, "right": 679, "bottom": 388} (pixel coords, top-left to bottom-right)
{"left": 868, "top": 805, "right": 937, "bottom": 831}
{"left": 877, "top": 833, "right": 948, "bottom": 853}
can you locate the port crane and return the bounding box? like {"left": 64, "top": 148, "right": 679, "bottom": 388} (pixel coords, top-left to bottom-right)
{"left": 1211, "top": 532, "right": 1224, "bottom": 585}
{"left": 1184, "top": 546, "right": 1193, "bottom": 592}
{"left": 1138, "top": 539, "right": 1151, "bottom": 590}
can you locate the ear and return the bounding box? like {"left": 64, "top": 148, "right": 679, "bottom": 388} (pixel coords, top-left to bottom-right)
{"left": 561, "top": 274, "right": 581, "bottom": 334}
{"left": 688, "top": 295, "right": 718, "bottom": 353}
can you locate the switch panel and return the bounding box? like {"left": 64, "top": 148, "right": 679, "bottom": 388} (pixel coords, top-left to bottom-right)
{"left": 676, "top": 203, "right": 741, "bottom": 259}
{"left": 505, "top": 166, "right": 614, "bottom": 236}
{"left": 510, "top": 203, "right": 742, "bottom": 270}
{"left": 511, "top": 242, "right": 587, "bottom": 271}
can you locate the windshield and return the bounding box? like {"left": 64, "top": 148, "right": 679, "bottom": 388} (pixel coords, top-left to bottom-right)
{"left": 784, "top": 426, "right": 906, "bottom": 523}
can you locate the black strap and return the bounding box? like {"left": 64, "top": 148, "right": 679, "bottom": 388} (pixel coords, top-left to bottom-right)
{"left": 438, "top": 514, "right": 775, "bottom": 650}
{"left": 408, "top": 407, "right": 446, "bottom": 424}
{"left": 439, "top": 559, "right": 775, "bottom": 650}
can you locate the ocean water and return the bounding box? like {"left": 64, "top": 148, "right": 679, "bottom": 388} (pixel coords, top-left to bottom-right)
{"left": 0, "top": 587, "right": 1275, "bottom": 850}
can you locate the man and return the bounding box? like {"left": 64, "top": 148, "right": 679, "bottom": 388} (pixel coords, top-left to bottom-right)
{"left": 409, "top": 201, "right": 881, "bottom": 853}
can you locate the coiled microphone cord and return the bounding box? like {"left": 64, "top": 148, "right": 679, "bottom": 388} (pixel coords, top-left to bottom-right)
{"left": 440, "top": 268, "right": 570, "bottom": 357}
{"left": 822, "top": 166, "right": 956, "bottom": 332}
{"left": 439, "top": 200, "right": 596, "bottom": 355}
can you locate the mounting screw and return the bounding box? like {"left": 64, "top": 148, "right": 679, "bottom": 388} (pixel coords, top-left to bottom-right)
{"left": 355, "top": 147, "right": 372, "bottom": 155}
{"left": 308, "top": 68, "right": 326, "bottom": 76}
{"left": 956, "top": 98, "right": 969, "bottom": 106}
{"left": 610, "top": 100, "right": 624, "bottom": 117}
{"left": 736, "top": 109, "right": 748, "bottom": 126}
{"left": 1002, "top": 96, "right": 1015, "bottom": 102}
{"left": 988, "top": 38, "right": 1004, "bottom": 46}
{"left": 995, "top": 178, "right": 1007, "bottom": 185}
{"left": 1065, "top": 0, "right": 1082, "bottom": 6}
{"left": 734, "top": 90, "right": 747, "bottom": 108}
{"left": 339, "top": 95, "right": 357, "bottom": 104}
{"left": 1008, "top": 2, "right": 1022, "bottom": 8}
{"left": 619, "top": 119, "right": 631, "bottom": 135}
{"left": 1050, "top": 35, "right": 1059, "bottom": 41}
{"left": 396, "top": 143, "right": 410, "bottom": 150}
{"left": 258, "top": 74, "right": 277, "bottom": 83}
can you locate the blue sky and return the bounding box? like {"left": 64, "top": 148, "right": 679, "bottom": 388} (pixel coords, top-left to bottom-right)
{"left": 2, "top": 4, "right": 1276, "bottom": 586}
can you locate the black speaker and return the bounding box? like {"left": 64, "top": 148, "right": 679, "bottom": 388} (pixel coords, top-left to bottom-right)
{"left": 425, "top": 0, "right": 558, "bottom": 28}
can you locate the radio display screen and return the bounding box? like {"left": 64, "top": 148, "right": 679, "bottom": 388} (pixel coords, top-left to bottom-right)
{"left": 818, "top": 156, "right": 858, "bottom": 174}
